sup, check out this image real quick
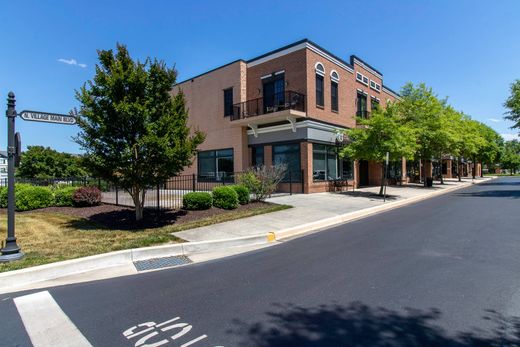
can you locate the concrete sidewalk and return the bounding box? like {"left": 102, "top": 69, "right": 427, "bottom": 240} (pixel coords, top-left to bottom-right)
{"left": 176, "top": 177, "right": 489, "bottom": 242}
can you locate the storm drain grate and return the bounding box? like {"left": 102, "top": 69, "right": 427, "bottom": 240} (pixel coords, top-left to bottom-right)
{"left": 133, "top": 255, "right": 192, "bottom": 271}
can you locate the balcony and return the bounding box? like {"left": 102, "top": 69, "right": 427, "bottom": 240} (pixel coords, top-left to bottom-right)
{"left": 230, "top": 91, "right": 306, "bottom": 127}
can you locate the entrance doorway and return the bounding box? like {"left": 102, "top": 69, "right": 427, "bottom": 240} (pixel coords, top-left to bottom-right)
{"left": 359, "top": 160, "right": 369, "bottom": 186}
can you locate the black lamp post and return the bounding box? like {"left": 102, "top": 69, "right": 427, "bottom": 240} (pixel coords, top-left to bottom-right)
{"left": 0, "top": 92, "right": 24, "bottom": 262}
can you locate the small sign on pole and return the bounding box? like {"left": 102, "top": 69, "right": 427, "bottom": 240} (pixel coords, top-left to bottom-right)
{"left": 19, "top": 110, "right": 76, "bottom": 125}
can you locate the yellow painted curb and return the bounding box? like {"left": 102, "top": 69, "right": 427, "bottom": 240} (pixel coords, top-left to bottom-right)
{"left": 267, "top": 232, "right": 276, "bottom": 242}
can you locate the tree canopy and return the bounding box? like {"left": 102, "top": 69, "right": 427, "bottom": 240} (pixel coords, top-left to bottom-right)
{"left": 75, "top": 44, "right": 204, "bottom": 220}
{"left": 340, "top": 103, "right": 417, "bottom": 194}
{"left": 16, "top": 146, "right": 89, "bottom": 179}
{"left": 504, "top": 79, "right": 520, "bottom": 130}
{"left": 340, "top": 82, "right": 504, "bottom": 188}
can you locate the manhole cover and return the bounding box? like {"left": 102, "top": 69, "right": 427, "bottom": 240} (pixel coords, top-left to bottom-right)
{"left": 133, "top": 255, "right": 192, "bottom": 271}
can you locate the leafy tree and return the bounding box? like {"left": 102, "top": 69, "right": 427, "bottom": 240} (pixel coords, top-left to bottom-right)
{"left": 340, "top": 104, "right": 417, "bottom": 195}
{"left": 399, "top": 83, "right": 447, "bottom": 186}
{"left": 501, "top": 140, "right": 520, "bottom": 174}
{"left": 504, "top": 80, "right": 520, "bottom": 130}
{"left": 475, "top": 123, "right": 503, "bottom": 177}
{"left": 75, "top": 44, "right": 204, "bottom": 221}
{"left": 16, "top": 146, "right": 89, "bottom": 178}
{"left": 456, "top": 117, "right": 486, "bottom": 179}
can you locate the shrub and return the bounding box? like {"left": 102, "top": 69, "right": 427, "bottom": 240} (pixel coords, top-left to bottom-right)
{"left": 183, "top": 192, "right": 213, "bottom": 210}
{"left": 230, "top": 185, "right": 250, "bottom": 205}
{"left": 0, "top": 186, "right": 7, "bottom": 208}
{"left": 212, "top": 186, "right": 239, "bottom": 209}
{"left": 15, "top": 185, "right": 55, "bottom": 211}
{"left": 54, "top": 186, "right": 77, "bottom": 207}
{"left": 238, "top": 164, "right": 286, "bottom": 201}
{"left": 72, "top": 186, "right": 101, "bottom": 207}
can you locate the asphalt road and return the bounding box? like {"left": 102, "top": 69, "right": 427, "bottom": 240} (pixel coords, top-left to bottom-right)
{"left": 1, "top": 177, "right": 520, "bottom": 347}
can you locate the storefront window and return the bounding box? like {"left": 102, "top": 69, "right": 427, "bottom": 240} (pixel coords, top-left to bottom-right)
{"left": 252, "top": 146, "right": 264, "bottom": 167}
{"left": 313, "top": 144, "right": 353, "bottom": 181}
{"left": 387, "top": 161, "right": 402, "bottom": 179}
{"left": 198, "top": 148, "right": 234, "bottom": 181}
{"left": 273, "top": 143, "right": 301, "bottom": 182}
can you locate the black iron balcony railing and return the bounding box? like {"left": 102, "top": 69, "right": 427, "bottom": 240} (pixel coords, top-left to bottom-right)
{"left": 356, "top": 110, "right": 370, "bottom": 119}
{"left": 230, "top": 90, "right": 306, "bottom": 121}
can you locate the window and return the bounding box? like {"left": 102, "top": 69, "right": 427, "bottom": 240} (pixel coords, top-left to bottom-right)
{"left": 331, "top": 81, "right": 338, "bottom": 112}
{"left": 387, "top": 161, "right": 402, "bottom": 179}
{"left": 370, "top": 80, "right": 381, "bottom": 92}
{"left": 312, "top": 144, "right": 353, "bottom": 181}
{"left": 315, "top": 62, "right": 325, "bottom": 108}
{"left": 315, "top": 62, "right": 325, "bottom": 75}
{"left": 224, "top": 88, "right": 233, "bottom": 117}
{"left": 316, "top": 74, "right": 324, "bottom": 107}
{"left": 263, "top": 73, "right": 285, "bottom": 113}
{"left": 356, "top": 72, "right": 369, "bottom": 86}
{"left": 273, "top": 143, "right": 301, "bottom": 182}
{"left": 371, "top": 98, "right": 379, "bottom": 111}
{"left": 330, "top": 70, "right": 339, "bottom": 82}
{"left": 198, "top": 148, "right": 234, "bottom": 181}
{"left": 252, "top": 146, "right": 264, "bottom": 167}
{"left": 357, "top": 92, "right": 368, "bottom": 118}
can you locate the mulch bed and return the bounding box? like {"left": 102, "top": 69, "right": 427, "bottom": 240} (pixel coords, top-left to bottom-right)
{"left": 4, "top": 202, "right": 275, "bottom": 230}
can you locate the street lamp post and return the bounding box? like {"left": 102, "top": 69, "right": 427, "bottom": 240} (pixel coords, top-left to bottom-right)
{"left": 0, "top": 92, "right": 24, "bottom": 262}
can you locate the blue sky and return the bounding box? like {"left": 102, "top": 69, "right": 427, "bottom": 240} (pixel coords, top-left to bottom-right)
{"left": 1, "top": 0, "right": 519, "bottom": 153}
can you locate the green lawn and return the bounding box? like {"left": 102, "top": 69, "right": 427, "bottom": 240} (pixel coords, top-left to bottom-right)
{"left": 0, "top": 203, "right": 291, "bottom": 273}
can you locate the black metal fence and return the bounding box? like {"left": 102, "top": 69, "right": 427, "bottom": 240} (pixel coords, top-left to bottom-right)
{"left": 3, "top": 171, "right": 304, "bottom": 210}
{"left": 0, "top": 177, "right": 102, "bottom": 188}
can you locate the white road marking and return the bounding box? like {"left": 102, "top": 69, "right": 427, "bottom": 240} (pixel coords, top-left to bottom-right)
{"left": 124, "top": 317, "right": 212, "bottom": 346}
{"left": 14, "top": 290, "right": 93, "bottom": 347}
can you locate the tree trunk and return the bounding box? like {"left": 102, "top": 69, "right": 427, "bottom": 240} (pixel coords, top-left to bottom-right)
{"left": 423, "top": 159, "right": 427, "bottom": 187}
{"left": 439, "top": 153, "right": 444, "bottom": 185}
{"left": 472, "top": 156, "right": 476, "bottom": 179}
{"left": 457, "top": 157, "right": 462, "bottom": 182}
{"left": 379, "top": 161, "right": 385, "bottom": 196}
{"left": 131, "top": 187, "right": 146, "bottom": 221}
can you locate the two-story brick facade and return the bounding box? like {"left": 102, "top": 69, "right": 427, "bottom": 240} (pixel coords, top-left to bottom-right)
{"left": 174, "top": 39, "right": 403, "bottom": 193}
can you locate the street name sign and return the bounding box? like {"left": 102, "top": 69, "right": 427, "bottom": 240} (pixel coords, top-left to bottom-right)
{"left": 19, "top": 110, "right": 76, "bottom": 125}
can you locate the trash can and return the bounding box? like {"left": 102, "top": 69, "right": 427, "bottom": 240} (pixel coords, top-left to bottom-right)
{"left": 426, "top": 177, "right": 433, "bottom": 187}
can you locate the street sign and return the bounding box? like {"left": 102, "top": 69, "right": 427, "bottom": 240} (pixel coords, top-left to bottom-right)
{"left": 19, "top": 110, "right": 76, "bottom": 125}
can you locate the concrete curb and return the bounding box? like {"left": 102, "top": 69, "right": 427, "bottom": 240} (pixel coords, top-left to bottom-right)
{"left": 0, "top": 234, "right": 268, "bottom": 292}
{"left": 0, "top": 177, "right": 493, "bottom": 292}
{"left": 272, "top": 178, "right": 494, "bottom": 241}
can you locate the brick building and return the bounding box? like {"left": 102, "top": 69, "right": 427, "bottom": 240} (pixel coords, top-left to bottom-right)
{"left": 173, "top": 39, "right": 407, "bottom": 193}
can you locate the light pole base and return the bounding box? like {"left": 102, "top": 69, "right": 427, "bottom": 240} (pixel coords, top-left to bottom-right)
{"left": 0, "top": 251, "right": 24, "bottom": 263}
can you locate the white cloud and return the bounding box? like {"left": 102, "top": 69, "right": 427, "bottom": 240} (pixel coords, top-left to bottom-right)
{"left": 488, "top": 118, "right": 501, "bottom": 123}
{"left": 58, "top": 58, "right": 87, "bottom": 68}
{"left": 500, "top": 133, "right": 520, "bottom": 141}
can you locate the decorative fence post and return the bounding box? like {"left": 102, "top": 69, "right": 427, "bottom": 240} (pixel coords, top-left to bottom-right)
{"left": 115, "top": 185, "right": 119, "bottom": 206}
{"left": 192, "top": 174, "right": 196, "bottom": 192}
{"left": 156, "top": 184, "right": 160, "bottom": 211}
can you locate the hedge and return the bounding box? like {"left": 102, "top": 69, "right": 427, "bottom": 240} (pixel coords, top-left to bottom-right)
{"left": 230, "top": 185, "right": 250, "bottom": 205}
{"left": 15, "top": 185, "right": 55, "bottom": 211}
{"left": 54, "top": 186, "right": 78, "bottom": 207}
{"left": 212, "top": 186, "right": 239, "bottom": 210}
{"left": 183, "top": 192, "right": 213, "bottom": 210}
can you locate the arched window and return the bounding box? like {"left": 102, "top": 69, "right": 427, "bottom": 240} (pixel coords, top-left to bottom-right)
{"left": 315, "top": 62, "right": 325, "bottom": 76}
{"left": 330, "top": 70, "right": 339, "bottom": 82}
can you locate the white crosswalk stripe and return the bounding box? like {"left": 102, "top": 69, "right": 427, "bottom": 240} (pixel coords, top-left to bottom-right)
{"left": 14, "top": 290, "right": 93, "bottom": 347}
